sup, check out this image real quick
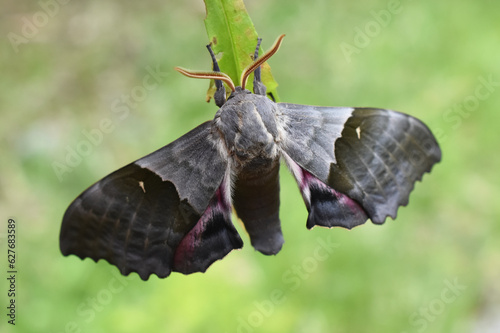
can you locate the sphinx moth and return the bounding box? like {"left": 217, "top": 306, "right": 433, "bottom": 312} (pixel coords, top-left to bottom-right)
{"left": 60, "top": 35, "right": 441, "bottom": 280}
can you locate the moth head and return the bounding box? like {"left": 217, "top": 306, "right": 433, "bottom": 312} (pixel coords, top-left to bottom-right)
{"left": 174, "top": 34, "right": 285, "bottom": 101}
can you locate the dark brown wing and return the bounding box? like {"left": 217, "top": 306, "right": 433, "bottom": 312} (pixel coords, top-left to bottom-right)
{"left": 278, "top": 104, "right": 441, "bottom": 227}
{"left": 60, "top": 122, "right": 243, "bottom": 280}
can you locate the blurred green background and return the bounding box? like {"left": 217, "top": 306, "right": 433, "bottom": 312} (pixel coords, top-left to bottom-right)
{"left": 1, "top": 0, "right": 499, "bottom": 332}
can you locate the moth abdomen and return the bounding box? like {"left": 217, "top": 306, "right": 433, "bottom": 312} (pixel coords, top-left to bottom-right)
{"left": 233, "top": 157, "right": 283, "bottom": 255}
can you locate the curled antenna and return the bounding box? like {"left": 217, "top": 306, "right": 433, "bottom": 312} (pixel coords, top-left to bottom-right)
{"left": 240, "top": 34, "right": 285, "bottom": 90}
{"left": 174, "top": 67, "right": 236, "bottom": 92}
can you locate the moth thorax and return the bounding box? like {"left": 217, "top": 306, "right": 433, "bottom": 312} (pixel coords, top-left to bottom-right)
{"left": 214, "top": 94, "right": 280, "bottom": 168}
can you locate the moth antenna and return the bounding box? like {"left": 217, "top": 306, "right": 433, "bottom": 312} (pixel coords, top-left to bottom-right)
{"left": 252, "top": 38, "right": 267, "bottom": 96}
{"left": 207, "top": 43, "right": 222, "bottom": 73}
{"left": 206, "top": 43, "right": 224, "bottom": 89}
{"left": 252, "top": 38, "right": 263, "bottom": 84}
{"left": 174, "top": 67, "right": 236, "bottom": 92}
{"left": 241, "top": 34, "right": 285, "bottom": 90}
{"left": 206, "top": 43, "right": 227, "bottom": 107}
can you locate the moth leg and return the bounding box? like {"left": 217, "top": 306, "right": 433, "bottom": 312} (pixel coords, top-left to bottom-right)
{"left": 206, "top": 43, "right": 226, "bottom": 107}
{"left": 252, "top": 38, "right": 267, "bottom": 96}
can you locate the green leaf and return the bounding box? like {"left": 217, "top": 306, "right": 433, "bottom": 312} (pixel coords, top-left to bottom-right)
{"left": 203, "top": 0, "right": 280, "bottom": 102}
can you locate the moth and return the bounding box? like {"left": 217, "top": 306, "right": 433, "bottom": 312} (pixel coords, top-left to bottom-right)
{"left": 60, "top": 35, "right": 441, "bottom": 280}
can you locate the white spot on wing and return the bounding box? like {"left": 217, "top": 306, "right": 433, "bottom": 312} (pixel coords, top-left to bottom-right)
{"left": 139, "top": 181, "right": 146, "bottom": 193}
{"left": 356, "top": 126, "right": 361, "bottom": 139}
